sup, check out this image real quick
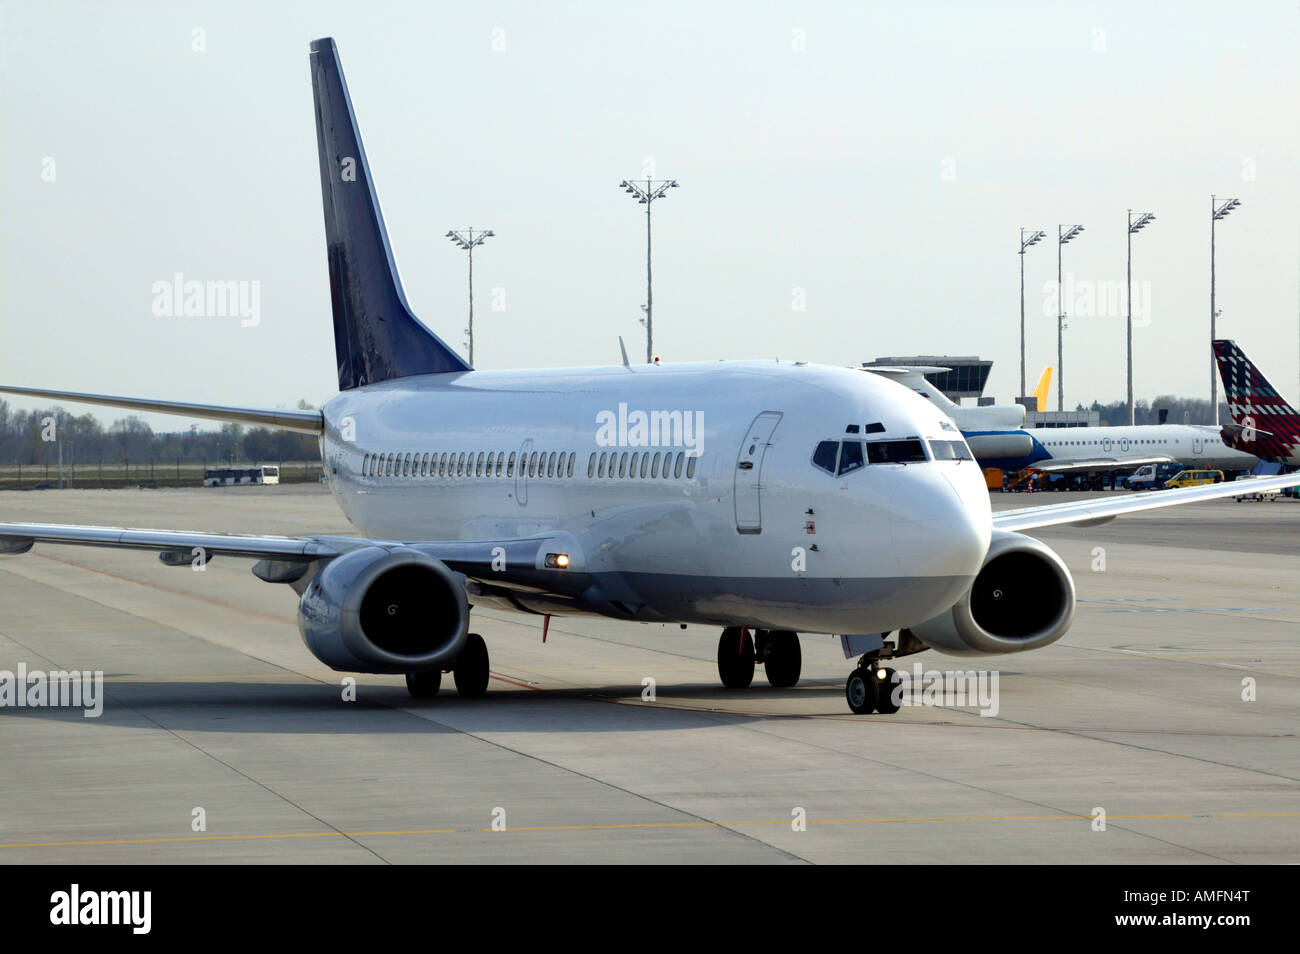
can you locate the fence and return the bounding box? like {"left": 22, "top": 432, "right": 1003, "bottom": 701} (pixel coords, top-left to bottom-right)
{"left": 0, "top": 460, "right": 324, "bottom": 490}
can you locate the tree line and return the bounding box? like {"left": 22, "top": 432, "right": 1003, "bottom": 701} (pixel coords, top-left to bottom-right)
{"left": 1077, "top": 396, "right": 1230, "bottom": 427}
{"left": 0, "top": 399, "right": 320, "bottom": 465}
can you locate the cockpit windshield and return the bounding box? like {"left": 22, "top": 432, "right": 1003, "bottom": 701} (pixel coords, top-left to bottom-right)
{"left": 812, "top": 438, "right": 930, "bottom": 475}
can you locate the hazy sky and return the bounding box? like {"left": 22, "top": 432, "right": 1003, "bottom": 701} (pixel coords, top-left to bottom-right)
{"left": 2, "top": 1, "right": 1296, "bottom": 431}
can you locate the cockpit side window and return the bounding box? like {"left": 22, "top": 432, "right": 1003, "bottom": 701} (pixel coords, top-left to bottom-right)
{"left": 812, "top": 440, "right": 839, "bottom": 474}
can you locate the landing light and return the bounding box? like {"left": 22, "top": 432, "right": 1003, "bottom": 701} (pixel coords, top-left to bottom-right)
{"left": 875, "top": 668, "right": 887, "bottom": 680}
{"left": 545, "top": 553, "right": 570, "bottom": 569}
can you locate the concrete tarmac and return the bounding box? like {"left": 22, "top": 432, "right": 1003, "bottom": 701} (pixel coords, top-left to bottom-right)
{"left": 0, "top": 485, "right": 1296, "bottom": 863}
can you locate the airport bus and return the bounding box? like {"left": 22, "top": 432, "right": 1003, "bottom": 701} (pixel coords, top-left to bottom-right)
{"left": 203, "top": 465, "right": 280, "bottom": 487}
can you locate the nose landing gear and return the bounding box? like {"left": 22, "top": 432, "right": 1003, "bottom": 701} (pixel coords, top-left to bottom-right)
{"left": 844, "top": 633, "right": 904, "bottom": 714}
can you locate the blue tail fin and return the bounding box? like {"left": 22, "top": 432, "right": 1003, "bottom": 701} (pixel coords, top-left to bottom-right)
{"left": 310, "top": 37, "right": 471, "bottom": 390}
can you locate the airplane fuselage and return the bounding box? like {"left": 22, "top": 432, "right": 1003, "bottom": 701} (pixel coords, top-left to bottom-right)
{"left": 317, "top": 361, "right": 992, "bottom": 635}
{"left": 974, "top": 423, "right": 1257, "bottom": 473}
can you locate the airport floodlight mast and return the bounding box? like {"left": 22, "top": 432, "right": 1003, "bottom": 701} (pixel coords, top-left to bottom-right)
{"left": 619, "top": 177, "right": 678, "bottom": 363}
{"left": 1210, "top": 196, "right": 1240, "bottom": 425}
{"left": 1019, "top": 229, "right": 1047, "bottom": 399}
{"left": 1056, "top": 224, "right": 1085, "bottom": 411}
{"left": 445, "top": 227, "right": 494, "bottom": 365}
{"left": 1126, "top": 210, "right": 1156, "bottom": 425}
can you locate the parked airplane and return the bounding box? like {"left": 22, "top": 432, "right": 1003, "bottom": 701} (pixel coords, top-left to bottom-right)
{"left": 1, "top": 39, "right": 1294, "bottom": 714}
{"left": 863, "top": 365, "right": 1049, "bottom": 464}
{"left": 970, "top": 422, "right": 1257, "bottom": 478}
{"left": 1214, "top": 340, "right": 1300, "bottom": 466}
{"left": 861, "top": 365, "right": 1052, "bottom": 428}
{"left": 866, "top": 366, "right": 1254, "bottom": 478}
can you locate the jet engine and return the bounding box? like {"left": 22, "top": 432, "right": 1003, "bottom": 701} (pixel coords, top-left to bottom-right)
{"left": 297, "top": 546, "right": 469, "bottom": 673}
{"left": 905, "top": 530, "right": 1074, "bottom": 655}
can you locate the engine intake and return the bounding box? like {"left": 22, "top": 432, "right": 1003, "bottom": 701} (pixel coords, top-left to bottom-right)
{"left": 298, "top": 546, "right": 469, "bottom": 673}
{"left": 906, "top": 530, "right": 1075, "bottom": 655}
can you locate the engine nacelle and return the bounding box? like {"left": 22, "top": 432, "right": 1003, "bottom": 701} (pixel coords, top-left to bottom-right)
{"left": 297, "top": 546, "right": 469, "bottom": 673}
{"left": 906, "top": 530, "right": 1075, "bottom": 655}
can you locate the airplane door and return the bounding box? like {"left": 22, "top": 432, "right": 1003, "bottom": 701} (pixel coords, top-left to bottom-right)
{"left": 1193, "top": 436, "right": 1204, "bottom": 455}
{"left": 515, "top": 439, "right": 532, "bottom": 506}
{"left": 734, "top": 411, "right": 783, "bottom": 534}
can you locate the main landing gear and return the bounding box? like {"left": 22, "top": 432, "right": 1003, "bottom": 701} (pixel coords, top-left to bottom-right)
{"left": 404, "top": 632, "right": 490, "bottom": 700}
{"left": 845, "top": 634, "right": 902, "bottom": 715}
{"left": 717, "top": 627, "right": 802, "bottom": 689}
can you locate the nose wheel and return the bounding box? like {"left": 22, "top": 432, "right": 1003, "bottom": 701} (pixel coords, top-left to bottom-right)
{"left": 845, "top": 665, "right": 901, "bottom": 714}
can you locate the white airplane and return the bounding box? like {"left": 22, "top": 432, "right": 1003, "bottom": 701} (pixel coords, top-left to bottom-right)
{"left": 2, "top": 38, "right": 1294, "bottom": 715}
{"left": 864, "top": 364, "right": 1255, "bottom": 478}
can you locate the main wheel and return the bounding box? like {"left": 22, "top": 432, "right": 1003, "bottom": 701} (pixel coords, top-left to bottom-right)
{"left": 405, "top": 669, "right": 441, "bottom": 698}
{"left": 453, "top": 633, "right": 490, "bottom": 698}
{"left": 874, "top": 667, "right": 902, "bottom": 713}
{"left": 845, "top": 667, "right": 879, "bottom": 714}
{"left": 764, "top": 630, "right": 802, "bottom": 687}
{"left": 717, "top": 627, "right": 755, "bottom": 689}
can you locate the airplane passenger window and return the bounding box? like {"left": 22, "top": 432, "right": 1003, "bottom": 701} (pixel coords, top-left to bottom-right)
{"left": 686, "top": 456, "right": 698, "bottom": 478}
{"left": 812, "top": 440, "right": 838, "bottom": 474}
{"left": 674, "top": 452, "right": 684, "bottom": 478}
{"left": 507, "top": 452, "right": 516, "bottom": 477}
{"left": 640, "top": 454, "right": 650, "bottom": 478}
{"left": 629, "top": 452, "right": 639, "bottom": 477}
{"left": 619, "top": 453, "right": 628, "bottom": 478}
{"left": 486, "top": 452, "right": 495, "bottom": 475}
{"left": 598, "top": 452, "right": 607, "bottom": 477}
{"left": 477, "top": 452, "right": 486, "bottom": 476}
{"left": 588, "top": 453, "right": 596, "bottom": 478}
{"left": 838, "top": 440, "right": 865, "bottom": 474}
{"left": 404, "top": 453, "right": 412, "bottom": 476}
{"left": 549, "top": 451, "right": 558, "bottom": 477}
{"left": 651, "top": 453, "right": 661, "bottom": 478}
{"left": 459, "top": 452, "right": 467, "bottom": 477}
{"left": 530, "top": 451, "right": 539, "bottom": 477}
{"left": 568, "top": 452, "right": 576, "bottom": 478}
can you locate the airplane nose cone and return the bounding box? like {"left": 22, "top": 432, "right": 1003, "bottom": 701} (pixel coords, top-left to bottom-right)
{"left": 889, "top": 466, "right": 990, "bottom": 578}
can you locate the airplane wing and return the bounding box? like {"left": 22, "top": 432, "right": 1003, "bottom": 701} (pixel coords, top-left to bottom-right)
{"left": 993, "top": 471, "right": 1300, "bottom": 532}
{"left": 1027, "top": 455, "right": 1173, "bottom": 475}
{"left": 0, "top": 522, "right": 585, "bottom": 593}
{"left": 0, "top": 385, "right": 323, "bottom": 434}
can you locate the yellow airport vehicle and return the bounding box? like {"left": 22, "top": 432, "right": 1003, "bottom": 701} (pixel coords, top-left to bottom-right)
{"left": 1162, "top": 469, "right": 1224, "bottom": 489}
